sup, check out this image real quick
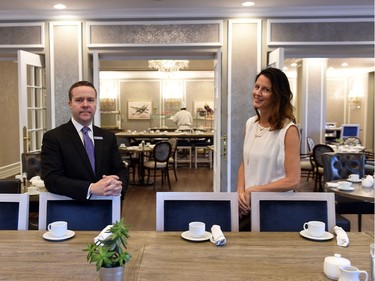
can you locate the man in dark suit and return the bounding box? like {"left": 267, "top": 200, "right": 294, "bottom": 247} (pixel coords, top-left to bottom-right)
{"left": 41, "top": 81, "right": 128, "bottom": 200}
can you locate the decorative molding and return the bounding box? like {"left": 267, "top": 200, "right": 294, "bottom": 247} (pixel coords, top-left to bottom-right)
{"left": 0, "top": 162, "right": 20, "bottom": 178}
{"left": 0, "top": 22, "right": 45, "bottom": 48}
{"left": 267, "top": 18, "right": 374, "bottom": 46}
{"left": 86, "top": 20, "right": 223, "bottom": 48}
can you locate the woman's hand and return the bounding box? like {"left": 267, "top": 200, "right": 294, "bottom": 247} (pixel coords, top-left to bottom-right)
{"left": 238, "top": 190, "right": 250, "bottom": 216}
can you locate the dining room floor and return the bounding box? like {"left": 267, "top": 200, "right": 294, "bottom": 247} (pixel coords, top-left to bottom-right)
{"left": 121, "top": 167, "right": 374, "bottom": 232}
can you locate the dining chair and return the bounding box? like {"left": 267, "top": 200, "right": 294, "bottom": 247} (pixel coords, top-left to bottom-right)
{"left": 167, "top": 137, "right": 178, "bottom": 181}
{"left": 300, "top": 154, "right": 314, "bottom": 182}
{"left": 250, "top": 192, "right": 336, "bottom": 232}
{"left": 364, "top": 150, "right": 374, "bottom": 175}
{"left": 117, "top": 137, "right": 137, "bottom": 184}
{"left": 21, "top": 151, "right": 41, "bottom": 180}
{"left": 156, "top": 191, "right": 239, "bottom": 232}
{"left": 322, "top": 152, "right": 373, "bottom": 231}
{"left": 312, "top": 144, "right": 334, "bottom": 191}
{"left": 38, "top": 192, "right": 121, "bottom": 231}
{"left": 143, "top": 141, "right": 172, "bottom": 190}
{"left": 0, "top": 193, "right": 29, "bottom": 230}
{"left": 306, "top": 136, "right": 316, "bottom": 153}
{"left": 0, "top": 179, "right": 22, "bottom": 193}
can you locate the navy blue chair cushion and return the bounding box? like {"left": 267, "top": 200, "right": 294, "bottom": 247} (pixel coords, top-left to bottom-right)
{"left": 0, "top": 179, "right": 21, "bottom": 193}
{"left": 46, "top": 200, "right": 113, "bottom": 231}
{"left": 259, "top": 200, "right": 328, "bottom": 232}
{"left": 164, "top": 200, "right": 232, "bottom": 231}
{"left": 0, "top": 202, "right": 19, "bottom": 230}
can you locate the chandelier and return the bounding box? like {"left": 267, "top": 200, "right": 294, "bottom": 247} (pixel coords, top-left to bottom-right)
{"left": 148, "top": 60, "right": 189, "bottom": 72}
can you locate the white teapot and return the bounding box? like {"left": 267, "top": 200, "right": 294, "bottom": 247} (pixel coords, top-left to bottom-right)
{"left": 324, "top": 254, "right": 351, "bottom": 280}
{"left": 362, "top": 175, "right": 374, "bottom": 188}
{"left": 29, "top": 176, "right": 45, "bottom": 188}
{"left": 338, "top": 266, "right": 368, "bottom": 281}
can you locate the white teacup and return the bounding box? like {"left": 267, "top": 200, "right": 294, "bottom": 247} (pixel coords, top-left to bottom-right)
{"left": 27, "top": 186, "right": 38, "bottom": 194}
{"left": 189, "top": 221, "right": 205, "bottom": 238}
{"left": 48, "top": 221, "right": 68, "bottom": 238}
{"left": 303, "top": 221, "right": 325, "bottom": 237}
{"left": 348, "top": 174, "right": 359, "bottom": 181}
{"left": 338, "top": 181, "right": 352, "bottom": 190}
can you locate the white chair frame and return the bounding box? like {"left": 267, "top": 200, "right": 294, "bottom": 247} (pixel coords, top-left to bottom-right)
{"left": 38, "top": 192, "right": 121, "bottom": 230}
{"left": 251, "top": 192, "right": 336, "bottom": 232}
{"left": 0, "top": 193, "right": 29, "bottom": 230}
{"left": 156, "top": 192, "right": 239, "bottom": 231}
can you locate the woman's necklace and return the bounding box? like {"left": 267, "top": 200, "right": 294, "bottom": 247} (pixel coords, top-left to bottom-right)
{"left": 255, "top": 122, "right": 270, "bottom": 138}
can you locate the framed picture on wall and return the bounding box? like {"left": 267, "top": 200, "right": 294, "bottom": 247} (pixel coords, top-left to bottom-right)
{"left": 193, "top": 101, "right": 214, "bottom": 120}
{"left": 128, "top": 101, "right": 152, "bottom": 119}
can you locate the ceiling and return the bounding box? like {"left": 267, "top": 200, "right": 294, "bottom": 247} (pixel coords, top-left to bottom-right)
{"left": 0, "top": 1, "right": 373, "bottom": 72}
{"left": 0, "top": 0, "right": 373, "bottom": 20}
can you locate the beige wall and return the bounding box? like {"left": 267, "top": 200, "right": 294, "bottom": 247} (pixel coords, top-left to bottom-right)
{"left": 0, "top": 61, "right": 19, "bottom": 167}
{"left": 114, "top": 78, "right": 214, "bottom": 131}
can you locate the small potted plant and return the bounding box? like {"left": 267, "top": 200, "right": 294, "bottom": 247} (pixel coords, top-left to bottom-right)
{"left": 83, "top": 218, "right": 132, "bottom": 281}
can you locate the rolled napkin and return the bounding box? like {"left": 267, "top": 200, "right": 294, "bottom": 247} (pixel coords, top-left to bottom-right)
{"left": 94, "top": 225, "right": 113, "bottom": 244}
{"left": 211, "top": 225, "right": 226, "bottom": 246}
{"left": 334, "top": 226, "right": 349, "bottom": 247}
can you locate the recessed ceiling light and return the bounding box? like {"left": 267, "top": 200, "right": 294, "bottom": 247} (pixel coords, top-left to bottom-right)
{"left": 290, "top": 63, "right": 298, "bottom": 67}
{"left": 53, "top": 3, "right": 66, "bottom": 10}
{"left": 341, "top": 62, "right": 349, "bottom": 67}
{"left": 242, "top": 2, "right": 255, "bottom": 7}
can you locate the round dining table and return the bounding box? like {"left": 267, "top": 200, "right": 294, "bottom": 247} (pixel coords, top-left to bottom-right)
{"left": 119, "top": 145, "right": 154, "bottom": 185}
{"left": 324, "top": 180, "right": 374, "bottom": 203}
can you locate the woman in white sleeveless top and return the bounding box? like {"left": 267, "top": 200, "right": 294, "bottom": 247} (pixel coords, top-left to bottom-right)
{"left": 237, "top": 68, "right": 301, "bottom": 226}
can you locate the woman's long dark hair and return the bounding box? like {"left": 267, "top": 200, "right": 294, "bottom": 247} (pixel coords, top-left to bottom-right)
{"left": 254, "top": 67, "right": 296, "bottom": 130}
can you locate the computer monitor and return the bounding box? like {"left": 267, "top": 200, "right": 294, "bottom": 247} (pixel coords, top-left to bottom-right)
{"left": 341, "top": 124, "right": 360, "bottom": 139}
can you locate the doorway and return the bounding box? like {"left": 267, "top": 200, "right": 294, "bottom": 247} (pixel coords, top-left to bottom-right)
{"left": 92, "top": 52, "right": 223, "bottom": 192}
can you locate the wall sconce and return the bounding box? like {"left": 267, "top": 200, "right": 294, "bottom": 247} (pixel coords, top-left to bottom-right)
{"left": 348, "top": 95, "right": 361, "bottom": 109}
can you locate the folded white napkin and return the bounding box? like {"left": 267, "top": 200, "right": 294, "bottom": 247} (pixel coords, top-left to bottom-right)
{"left": 211, "top": 225, "right": 226, "bottom": 246}
{"left": 94, "top": 225, "right": 113, "bottom": 244}
{"left": 334, "top": 226, "right": 349, "bottom": 247}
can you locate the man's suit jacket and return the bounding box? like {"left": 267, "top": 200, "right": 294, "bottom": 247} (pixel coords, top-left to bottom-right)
{"left": 41, "top": 120, "right": 128, "bottom": 200}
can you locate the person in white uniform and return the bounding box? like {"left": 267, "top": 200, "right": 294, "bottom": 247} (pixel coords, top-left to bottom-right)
{"left": 237, "top": 67, "right": 301, "bottom": 230}
{"left": 172, "top": 102, "right": 193, "bottom": 131}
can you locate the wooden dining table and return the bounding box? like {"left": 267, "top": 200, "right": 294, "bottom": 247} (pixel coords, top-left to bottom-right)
{"left": 116, "top": 130, "right": 214, "bottom": 142}
{"left": 119, "top": 145, "right": 154, "bottom": 185}
{"left": 0, "top": 230, "right": 373, "bottom": 280}
{"left": 325, "top": 180, "right": 374, "bottom": 203}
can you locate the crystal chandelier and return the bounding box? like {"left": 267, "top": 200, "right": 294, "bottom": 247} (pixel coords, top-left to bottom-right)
{"left": 148, "top": 60, "right": 189, "bottom": 72}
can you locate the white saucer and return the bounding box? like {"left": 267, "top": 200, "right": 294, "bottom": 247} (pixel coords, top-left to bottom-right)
{"left": 43, "top": 230, "right": 75, "bottom": 241}
{"left": 299, "top": 230, "right": 334, "bottom": 241}
{"left": 347, "top": 178, "right": 362, "bottom": 183}
{"left": 181, "top": 231, "right": 211, "bottom": 242}
{"left": 337, "top": 186, "right": 354, "bottom": 191}
{"left": 26, "top": 191, "right": 40, "bottom": 195}
{"left": 326, "top": 182, "right": 339, "bottom": 188}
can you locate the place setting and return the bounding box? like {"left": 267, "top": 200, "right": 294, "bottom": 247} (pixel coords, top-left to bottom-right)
{"left": 327, "top": 181, "right": 354, "bottom": 191}
{"left": 300, "top": 220, "right": 334, "bottom": 241}
{"left": 42, "top": 221, "right": 75, "bottom": 241}
{"left": 346, "top": 174, "right": 362, "bottom": 183}
{"left": 181, "top": 221, "right": 227, "bottom": 246}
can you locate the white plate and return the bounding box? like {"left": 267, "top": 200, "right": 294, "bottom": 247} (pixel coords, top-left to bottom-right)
{"left": 326, "top": 182, "right": 339, "bottom": 188}
{"left": 299, "top": 230, "right": 334, "bottom": 241}
{"left": 43, "top": 230, "right": 75, "bottom": 241}
{"left": 347, "top": 178, "right": 362, "bottom": 183}
{"left": 181, "top": 231, "right": 211, "bottom": 242}
{"left": 337, "top": 186, "right": 354, "bottom": 191}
